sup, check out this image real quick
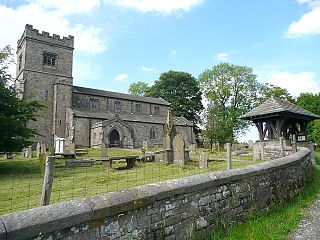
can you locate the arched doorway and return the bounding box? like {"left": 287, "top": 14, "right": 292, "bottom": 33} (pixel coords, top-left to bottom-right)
{"left": 109, "top": 129, "right": 120, "bottom": 147}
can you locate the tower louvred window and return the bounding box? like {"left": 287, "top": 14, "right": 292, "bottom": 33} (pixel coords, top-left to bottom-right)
{"left": 43, "top": 53, "right": 57, "bottom": 66}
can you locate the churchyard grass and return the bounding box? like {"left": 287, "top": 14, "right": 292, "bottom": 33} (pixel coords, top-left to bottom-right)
{"left": 0, "top": 148, "right": 258, "bottom": 215}
{"left": 211, "top": 151, "right": 320, "bottom": 240}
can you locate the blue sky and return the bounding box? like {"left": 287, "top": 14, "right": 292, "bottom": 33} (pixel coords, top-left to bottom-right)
{"left": 1, "top": 0, "right": 320, "bottom": 141}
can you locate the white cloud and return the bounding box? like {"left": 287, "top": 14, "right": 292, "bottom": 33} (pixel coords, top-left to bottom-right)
{"left": 0, "top": 1, "right": 106, "bottom": 55}
{"left": 114, "top": 73, "right": 129, "bottom": 81}
{"left": 170, "top": 50, "right": 177, "bottom": 57}
{"left": 32, "top": 0, "right": 101, "bottom": 15}
{"left": 106, "top": 0, "right": 204, "bottom": 15}
{"left": 73, "top": 59, "right": 103, "bottom": 85}
{"left": 268, "top": 71, "right": 320, "bottom": 96}
{"left": 141, "top": 65, "right": 154, "bottom": 72}
{"left": 215, "top": 52, "right": 229, "bottom": 62}
{"left": 286, "top": 0, "right": 320, "bottom": 37}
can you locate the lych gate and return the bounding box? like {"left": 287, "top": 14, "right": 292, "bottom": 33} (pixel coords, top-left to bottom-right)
{"left": 240, "top": 97, "right": 320, "bottom": 161}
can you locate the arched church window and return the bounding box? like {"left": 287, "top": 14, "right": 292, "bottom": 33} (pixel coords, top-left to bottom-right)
{"left": 150, "top": 127, "right": 156, "bottom": 140}
{"left": 114, "top": 101, "right": 121, "bottom": 112}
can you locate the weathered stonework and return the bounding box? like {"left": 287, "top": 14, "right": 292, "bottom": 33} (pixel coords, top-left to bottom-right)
{"left": 0, "top": 148, "right": 313, "bottom": 240}
{"left": 15, "top": 25, "right": 194, "bottom": 149}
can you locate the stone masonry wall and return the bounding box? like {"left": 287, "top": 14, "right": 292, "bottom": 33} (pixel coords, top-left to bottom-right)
{"left": 0, "top": 148, "right": 312, "bottom": 240}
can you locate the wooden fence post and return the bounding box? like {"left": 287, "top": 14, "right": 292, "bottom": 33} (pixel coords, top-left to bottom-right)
{"left": 227, "top": 143, "right": 232, "bottom": 170}
{"left": 40, "top": 156, "right": 55, "bottom": 206}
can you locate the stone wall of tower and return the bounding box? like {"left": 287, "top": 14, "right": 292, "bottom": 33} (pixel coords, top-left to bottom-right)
{"left": 15, "top": 24, "right": 74, "bottom": 145}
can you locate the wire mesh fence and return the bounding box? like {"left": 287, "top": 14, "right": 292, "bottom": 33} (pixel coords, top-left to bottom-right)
{"left": 0, "top": 147, "right": 258, "bottom": 215}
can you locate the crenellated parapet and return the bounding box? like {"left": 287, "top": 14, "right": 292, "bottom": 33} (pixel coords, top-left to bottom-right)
{"left": 17, "top": 24, "right": 74, "bottom": 49}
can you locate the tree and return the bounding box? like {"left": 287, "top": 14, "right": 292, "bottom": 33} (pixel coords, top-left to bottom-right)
{"left": 128, "top": 81, "right": 150, "bottom": 96}
{"left": 0, "top": 46, "right": 43, "bottom": 152}
{"left": 258, "top": 83, "right": 294, "bottom": 103}
{"left": 203, "top": 102, "right": 233, "bottom": 150}
{"left": 199, "top": 63, "right": 259, "bottom": 143}
{"left": 146, "top": 70, "right": 203, "bottom": 129}
{"left": 296, "top": 92, "right": 320, "bottom": 146}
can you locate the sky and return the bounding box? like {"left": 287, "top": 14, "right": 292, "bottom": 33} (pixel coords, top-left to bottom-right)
{"left": 1, "top": 0, "right": 320, "bottom": 141}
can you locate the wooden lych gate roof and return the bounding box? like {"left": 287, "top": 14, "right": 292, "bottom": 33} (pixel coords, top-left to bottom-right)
{"left": 240, "top": 97, "right": 320, "bottom": 121}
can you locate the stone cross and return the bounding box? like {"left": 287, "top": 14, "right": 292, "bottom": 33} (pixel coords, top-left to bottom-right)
{"left": 36, "top": 142, "right": 41, "bottom": 158}
{"left": 199, "top": 153, "right": 208, "bottom": 169}
{"left": 173, "top": 134, "right": 185, "bottom": 166}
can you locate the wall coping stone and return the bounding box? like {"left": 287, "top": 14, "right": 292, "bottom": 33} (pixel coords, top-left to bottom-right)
{"left": 0, "top": 148, "right": 311, "bottom": 240}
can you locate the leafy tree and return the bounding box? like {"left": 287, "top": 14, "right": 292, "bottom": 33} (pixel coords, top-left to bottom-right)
{"left": 203, "top": 102, "right": 233, "bottom": 150}
{"left": 0, "top": 46, "right": 43, "bottom": 152}
{"left": 296, "top": 92, "right": 320, "bottom": 146}
{"left": 199, "top": 63, "right": 259, "bottom": 143}
{"left": 128, "top": 81, "right": 150, "bottom": 96}
{"left": 258, "top": 83, "right": 294, "bottom": 103}
{"left": 146, "top": 70, "right": 203, "bottom": 129}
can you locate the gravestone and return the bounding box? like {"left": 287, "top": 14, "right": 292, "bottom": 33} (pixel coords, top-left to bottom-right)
{"left": 143, "top": 140, "right": 148, "bottom": 151}
{"left": 248, "top": 140, "right": 254, "bottom": 149}
{"left": 41, "top": 142, "right": 46, "bottom": 154}
{"left": 101, "top": 142, "right": 107, "bottom": 158}
{"left": 173, "top": 134, "right": 185, "bottom": 166}
{"left": 189, "top": 144, "right": 196, "bottom": 154}
{"left": 22, "top": 148, "right": 28, "bottom": 158}
{"left": 27, "top": 146, "right": 32, "bottom": 158}
{"left": 199, "top": 153, "right": 208, "bottom": 169}
{"left": 101, "top": 142, "right": 111, "bottom": 170}
{"left": 69, "top": 143, "right": 75, "bottom": 154}
{"left": 36, "top": 142, "right": 41, "bottom": 158}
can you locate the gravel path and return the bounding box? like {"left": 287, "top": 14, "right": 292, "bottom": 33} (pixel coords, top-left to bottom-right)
{"left": 289, "top": 199, "right": 320, "bottom": 240}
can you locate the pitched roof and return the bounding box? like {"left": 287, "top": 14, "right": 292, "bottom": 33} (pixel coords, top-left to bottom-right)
{"left": 173, "top": 116, "right": 193, "bottom": 126}
{"left": 240, "top": 97, "right": 320, "bottom": 120}
{"left": 72, "top": 86, "right": 170, "bottom": 106}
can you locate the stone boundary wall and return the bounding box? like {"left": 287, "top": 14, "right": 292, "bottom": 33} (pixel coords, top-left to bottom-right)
{"left": 0, "top": 148, "right": 312, "bottom": 240}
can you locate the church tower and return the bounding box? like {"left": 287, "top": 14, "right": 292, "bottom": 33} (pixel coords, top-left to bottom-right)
{"left": 15, "top": 24, "right": 74, "bottom": 144}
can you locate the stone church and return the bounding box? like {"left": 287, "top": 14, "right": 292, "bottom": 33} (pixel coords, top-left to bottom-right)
{"left": 15, "top": 24, "right": 195, "bottom": 148}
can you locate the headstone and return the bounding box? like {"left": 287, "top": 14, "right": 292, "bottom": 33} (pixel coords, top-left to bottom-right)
{"left": 199, "top": 153, "right": 208, "bottom": 169}
{"left": 69, "top": 143, "right": 75, "bottom": 154}
{"left": 54, "top": 137, "right": 65, "bottom": 154}
{"left": 173, "top": 134, "right": 185, "bottom": 166}
{"left": 41, "top": 142, "right": 46, "bottom": 154}
{"left": 143, "top": 140, "right": 148, "bottom": 151}
{"left": 100, "top": 142, "right": 107, "bottom": 159}
{"left": 36, "top": 142, "right": 41, "bottom": 158}
{"left": 22, "top": 148, "right": 28, "bottom": 158}
{"left": 248, "top": 140, "right": 254, "bottom": 149}
{"left": 27, "top": 146, "right": 32, "bottom": 158}
{"left": 189, "top": 144, "right": 196, "bottom": 154}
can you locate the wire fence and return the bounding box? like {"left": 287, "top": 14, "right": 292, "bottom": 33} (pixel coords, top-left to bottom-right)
{"left": 0, "top": 148, "right": 257, "bottom": 215}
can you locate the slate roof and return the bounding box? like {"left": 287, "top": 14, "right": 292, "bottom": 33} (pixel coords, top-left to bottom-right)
{"left": 240, "top": 97, "right": 320, "bottom": 120}
{"left": 173, "top": 116, "right": 194, "bottom": 126}
{"left": 72, "top": 86, "right": 170, "bottom": 106}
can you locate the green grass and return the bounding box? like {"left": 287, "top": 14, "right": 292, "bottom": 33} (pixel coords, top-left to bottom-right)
{"left": 0, "top": 148, "right": 257, "bottom": 215}
{"left": 211, "top": 151, "right": 320, "bottom": 240}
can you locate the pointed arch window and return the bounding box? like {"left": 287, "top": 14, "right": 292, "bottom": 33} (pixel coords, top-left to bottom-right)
{"left": 150, "top": 127, "right": 156, "bottom": 140}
